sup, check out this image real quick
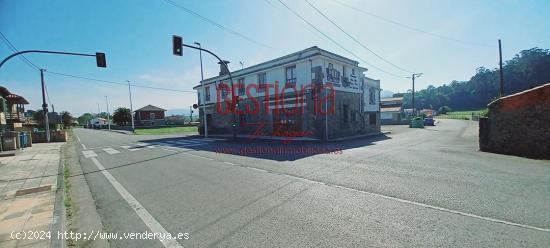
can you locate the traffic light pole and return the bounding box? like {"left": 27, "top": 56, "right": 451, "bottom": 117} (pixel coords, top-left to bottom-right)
{"left": 194, "top": 42, "right": 208, "bottom": 138}
{"left": 0, "top": 50, "right": 106, "bottom": 69}
{"left": 180, "top": 43, "right": 237, "bottom": 140}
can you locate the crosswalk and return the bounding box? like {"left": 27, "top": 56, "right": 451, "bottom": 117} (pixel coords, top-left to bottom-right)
{"left": 82, "top": 138, "right": 222, "bottom": 157}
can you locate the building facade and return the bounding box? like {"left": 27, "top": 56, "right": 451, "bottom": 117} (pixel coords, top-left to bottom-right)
{"left": 134, "top": 105, "right": 166, "bottom": 126}
{"left": 0, "top": 86, "right": 29, "bottom": 131}
{"left": 380, "top": 97, "right": 407, "bottom": 125}
{"left": 193, "top": 47, "right": 381, "bottom": 140}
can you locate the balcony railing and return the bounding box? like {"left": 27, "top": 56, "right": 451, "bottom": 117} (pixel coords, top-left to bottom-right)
{"left": 4, "top": 112, "right": 25, "bottom": 121}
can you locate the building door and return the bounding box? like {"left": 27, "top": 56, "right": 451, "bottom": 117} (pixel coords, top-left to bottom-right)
{"left": 272, "top": 108, "right": 302, "bottom": 135}
{"left": 206, "top": 114, "right": 212, "bottom": 130}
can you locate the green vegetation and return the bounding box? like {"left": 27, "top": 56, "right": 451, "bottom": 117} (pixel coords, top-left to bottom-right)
{"left": 63, "top": 161, "right": 72, "bottom": 209}
{"left": 435, "top": 109, "right": 487, "bottom": 120}
{"left": 134, "top": 126, "right": 198, "bottom": 135}
{"left": 77, "top": 113, "right": 94, "bottom": 125}
{"left": 402, "top": 47, "right": 550, "bottom": 110}
{"left": 112, "top": 107, "right": 132, "bottom": 126}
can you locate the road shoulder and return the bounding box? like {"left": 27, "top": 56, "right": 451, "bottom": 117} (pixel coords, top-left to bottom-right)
{"left": 64, "top": 132, "right": 110, "bottom": 248}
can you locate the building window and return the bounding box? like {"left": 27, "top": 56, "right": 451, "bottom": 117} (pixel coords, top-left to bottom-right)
{"left": 205, "top": 86, "right": 211, "bottom": 101}
{"left": 351, "top": 111, "right": 357, "bottom": 122}
{"left": 150, "top": 112, "right": 156, "bottom": 120}
{"left": 285, "top": 65, "right": 297, "bottom": 87}
{"left": 369, "top": 88, "right": 376, "bottom": 105}
{"left": 238, "top": 78, "right": 245, "bottom": 96}
{"left": 258, "top": 72, "right": 266, "bottom": 92}
{"left": 369, "top": 113, "right": 376, "bottom": 125}
{"left": 352, "top": 68, "right": 355, "bottom": 76}
{"left": 219, "top": 81, "right": 229, "bottom": 99}
{"left": 326, "top": 63, "right": 340, "bottom": 83}
{"left": 198, "top": 92, "right": 201, "bottom": 104}
{"left": 343, "top": 104, "right": 349, "bottom": 124}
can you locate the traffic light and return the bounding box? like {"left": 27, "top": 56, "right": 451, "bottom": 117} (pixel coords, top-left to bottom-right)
{"left": 172, "top": 35, "right": 183, "bottom": 56}
{"left": 96, "top": 52, "right": 107, "bottom": 68}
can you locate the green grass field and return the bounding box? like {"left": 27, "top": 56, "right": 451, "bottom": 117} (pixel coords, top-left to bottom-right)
{"left": 435, "top": 109, "right": 487, "bottom": 120}
{"left": 134, "top": 126, "right": 198, "bottom": 135}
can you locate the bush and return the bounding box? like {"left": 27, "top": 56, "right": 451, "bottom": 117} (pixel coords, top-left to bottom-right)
{"left": 438, "top": 106, "right": 453, "bottom": 114}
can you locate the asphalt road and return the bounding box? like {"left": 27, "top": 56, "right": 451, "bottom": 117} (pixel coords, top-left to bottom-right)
{"left": 73, "top": 120, "right": 550, "bottom": 247}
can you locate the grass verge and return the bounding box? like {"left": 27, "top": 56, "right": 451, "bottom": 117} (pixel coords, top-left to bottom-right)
{"left": 134, "top": 126, "right": 198, "bottom": 135}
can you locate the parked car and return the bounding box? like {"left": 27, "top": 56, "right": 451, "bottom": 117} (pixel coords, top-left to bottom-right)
{"left": 424, "top": 117, "right": 435, "bottom": 126}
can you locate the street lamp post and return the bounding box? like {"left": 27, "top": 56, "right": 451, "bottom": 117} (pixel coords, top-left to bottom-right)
{"left": 126, "top": 80, "right": 135, "bottom": 132}
{"left": 105, "top": 96, "right": 111, "bottom": 131}
{"left": 194, "top": 42, "right": 208, "bottom": 138}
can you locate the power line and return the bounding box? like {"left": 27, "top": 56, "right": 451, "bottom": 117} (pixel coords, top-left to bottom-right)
{"left": 0, "top": 31, "right": 40, "bottom": 70}
{"left": 163, "top": 0, "right": 273, "bottom": 49}
{"left": 276, "top": 0, "right": 407, "bottom": 78}
{"left": 305, "top": 0, "right": 414, "bottom": 73}
{"left": 45, "top": 70, "right": 195, "bottom": 93}
{"left": 332, "top": 0, "right": 494, "bottom": 47}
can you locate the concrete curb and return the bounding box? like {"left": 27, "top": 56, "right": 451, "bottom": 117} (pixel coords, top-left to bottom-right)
{"left": 50, "top": 144, "right": 66, "bottom": 248}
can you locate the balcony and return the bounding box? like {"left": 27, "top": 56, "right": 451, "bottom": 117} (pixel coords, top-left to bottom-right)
{"left": 5, "top": 112, "right": 25, "bottom": 121}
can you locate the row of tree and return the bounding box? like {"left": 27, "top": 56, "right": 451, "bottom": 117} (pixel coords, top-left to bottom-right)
{"left": 400, "top": 47, "right": 550, "bottom": 111}
{"left": 77, "top": 107, "right": 132, "bottom": 126}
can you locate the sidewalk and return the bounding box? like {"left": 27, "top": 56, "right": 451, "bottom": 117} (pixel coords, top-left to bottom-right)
{"left": 0, "top": 143, "right": 63, "bottom": 248}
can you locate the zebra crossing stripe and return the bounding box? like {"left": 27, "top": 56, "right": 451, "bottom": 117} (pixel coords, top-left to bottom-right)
{"left": 102, "top": 148, "right": 120, "bottom": 155}
{"left": 82, "top": 150, "right": 97, "bottom": 158}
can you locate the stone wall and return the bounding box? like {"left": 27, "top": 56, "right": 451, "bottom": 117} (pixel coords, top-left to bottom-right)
{"left": 479, "top": 83, "right": 550, "bottom": 159}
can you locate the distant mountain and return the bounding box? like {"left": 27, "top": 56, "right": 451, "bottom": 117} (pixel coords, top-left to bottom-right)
{"left": 380, "top": 90, "right": 395, "bottom": 99}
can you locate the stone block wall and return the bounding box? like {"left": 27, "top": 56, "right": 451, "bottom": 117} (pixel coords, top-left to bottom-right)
{"left": 479, "top": 83, "right": 550, "bottom": 159}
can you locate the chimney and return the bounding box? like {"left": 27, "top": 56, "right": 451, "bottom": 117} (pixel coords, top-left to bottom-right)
{"left": 218, "top": 60, "right": 230, "bottom": 76}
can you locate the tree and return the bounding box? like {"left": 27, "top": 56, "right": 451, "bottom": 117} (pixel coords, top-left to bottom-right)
{"left": 61, "top": 111, "right": 73, "bottom": 127}
{"left": 438, "top": 106, "right": 452, "bottom": 115}
{"left": 97, "top": 112, "right": 111, "bottom": 120}
{"left": 112, "top": 107, "right": 132, "bottom": 126}
{"left": 33, "top": 109, "right": 45, "bottom": 125}
{"left": 78, "top": 113, "right": 94, "bottom": 126}
{"left": 402, "top": 47, "right": 550, "bottom": 111}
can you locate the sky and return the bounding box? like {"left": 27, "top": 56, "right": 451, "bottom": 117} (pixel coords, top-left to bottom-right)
{"left": 1, "top": 0, "right": 549, "bottom": 116}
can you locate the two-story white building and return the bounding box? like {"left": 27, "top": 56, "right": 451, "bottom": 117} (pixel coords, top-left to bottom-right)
{"left": 193, "top": 46, "right": 380, "bottom": 140}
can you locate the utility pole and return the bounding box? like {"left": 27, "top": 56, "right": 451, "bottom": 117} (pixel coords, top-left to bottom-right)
{"left": 105, "top": 96, "right": 111, "bottom": 131}
{"left": 498, "top": 39, "right": 504, "bottom": 97}
{"left": 410, "top": 73, "right": 423, "bottom": 116}
{"left": 126, "top": 80, "right": 135, "bottom": 132}
{"left": 194, "top": 42, "right": 208, "bottom": 137}
{"left": 40, "top": 69, "right": 50, "bottom": 142}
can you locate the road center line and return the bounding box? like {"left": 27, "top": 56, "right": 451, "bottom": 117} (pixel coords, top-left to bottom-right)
{"left": 81, "top": 144, "right": 87, "bottom": 150}
{"left": 90, "top": 157, "right": 183, "bottom": 248}
{"left": 75, "top": 135, "right": 81, "bottom": 142}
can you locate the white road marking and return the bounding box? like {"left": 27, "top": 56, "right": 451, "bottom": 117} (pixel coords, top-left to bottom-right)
{"left": 160, "top": 147, "right": 180, "bottom": 153}
{"left": 147, "top": 146, "right": 155, "bottom": 148}
{"left": 102, "top": 148, "right": 120, "bottom": 155}
{"left": 186, "top": 153, "right": 214, "bottom": 161}
{"left": 223, "top": 161, "right": 235, "bottom": 165}
{"left": 128, "top": 148, "right": 141, "bottom": 151}
{"left": 90, "top": 157, "right": 183, "bottom": 248}
{"left": 234, "top": 164, "right": 550, "bottom": 233}
{"left": 81, "top": 144, "right": 87, "bottom": 149}
{"left": 120, "top": 145, "right": 131, "bottom": 149}
{"left": 76, "top": 135, "right": 81, "bottom": 142}
{"left": 82, "top": 150, "right": 97, "bottom": 158}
